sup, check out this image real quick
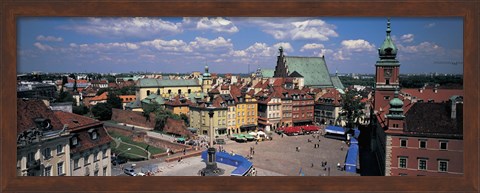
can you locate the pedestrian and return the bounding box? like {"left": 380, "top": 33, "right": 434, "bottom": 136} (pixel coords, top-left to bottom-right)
{"left": 341, "top": 146, "right": 344, "bottom": 151}
{"left": 311, "top": 163, "right": 314, "bottom": 168}
{"left": 296, "top": 147, "right": 299, "bottom": 152}
{"left": 252, "top": 150, "right": 255, "bottom": 155}
{"left": 256, "top": 141, "right": 258, "bottom": 145}
{"left": 337, "top": 162, "right": 341, "bottom": 169}
{"left": 281, "top": 133, "right": 284, "bottom": 138}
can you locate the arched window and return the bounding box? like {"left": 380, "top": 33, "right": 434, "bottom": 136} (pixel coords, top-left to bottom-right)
{"left": 178, "top": 89, "right": 181, "bottom": 95}
{"left": 146, "top": 90, "right": 150, "bottom": 96}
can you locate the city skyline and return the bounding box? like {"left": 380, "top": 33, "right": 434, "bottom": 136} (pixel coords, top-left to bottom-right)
{"left": 18, "top": 17, "right": 463, "bottom": 74}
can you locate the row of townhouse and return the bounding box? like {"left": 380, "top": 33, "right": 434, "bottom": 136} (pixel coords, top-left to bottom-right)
{"left": 17, "top": 99, "right": 112, "bottom": 176}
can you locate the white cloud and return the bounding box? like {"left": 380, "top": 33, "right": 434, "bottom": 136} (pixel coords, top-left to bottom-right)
{"left": 397, "top": 41, "right": 442, "bottom": 53}
{"left": 333, "top": 50, "right": 349, "bottom": 60}
{"left": 400, "top": 34, "right": 414, "bottom": 43}
{"left": 33, "top": 42, "right": 53, "bottom": 51}
{"left": 300, "top": 43, "right": 325, "bottom": 52}
{"left": 63, "top": 17, "right": 183, "bottom": 38}
{"left": 250, "top": 18, "right": 338, "bottom": 41}
{"left": 341, "top": 39, "right": 375, "bottom": 52}
{"left": 196, "top": 17, "right": 239, "bottom": 33}
{"left": 273, "top": 42, "right": 294, "bottom": 52}
{"left": 36, "top": 35, "right": 63, "bottom": 42}
{"left": 141, "top": 39, "right": 192, "bottom": 52}
{"left": 188, "top": 37, "right": 233, "bottom": 51}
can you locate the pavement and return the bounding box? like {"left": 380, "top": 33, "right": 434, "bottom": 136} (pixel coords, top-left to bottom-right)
{"left": 113, "top": 132, "right": 359, "bottom": 176}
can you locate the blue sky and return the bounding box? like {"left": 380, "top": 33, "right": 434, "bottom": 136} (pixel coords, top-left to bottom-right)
{"left": 18, "top": 17, "right": 463, "bottom": 74}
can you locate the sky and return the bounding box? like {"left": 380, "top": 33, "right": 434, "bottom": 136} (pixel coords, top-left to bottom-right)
{"left": 17, "top": 17, "right": 463, "bottom": 74}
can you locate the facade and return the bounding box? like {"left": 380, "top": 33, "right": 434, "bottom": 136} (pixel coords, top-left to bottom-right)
{"left": 54, "top": 111, "right": 112, "bottom": 176}
{"left": 17, "top": 99, "right": 71, "bottom": 176}
{"left": 119, "top": 95, "right": 136, "bottom": 110}
{"left": 280, "top": 89, "right": 293, "bottom": 128}
{"left": 189, "top": 100, "right": 228, "bottom": 137}
{"left": 256, "top": 89, "right": 282, "bottom": 132}
{"left": 291, "top": 90, "right": 315, "bottom": 126}
{"left": 17, "top": 82, "right": 57, "bottom": 100}
{"left": 232, "top": 92, "right": 258, "bottom": 133}
{"left": 136, "top": 78, "right": 202, "bottom": 101}
{"left": 314, "top": 88, "right": 342, "bottom": 125}
{"left": 164, "top": 95, "right": 192, "bottom": 116}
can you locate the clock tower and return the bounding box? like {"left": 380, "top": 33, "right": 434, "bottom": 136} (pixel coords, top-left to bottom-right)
{"left": 374, "top": 18, "right": 401, "bottom": 112}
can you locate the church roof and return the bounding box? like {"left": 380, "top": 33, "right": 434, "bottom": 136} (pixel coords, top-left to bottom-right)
{"left": 138, "top": 78, "right": 199, "bottom": 88}
{"left": 284, "top": 56, "right": 333, "bottom": 88}
{"left": 261, "top": 69, "right": 275, "bottom": 78}
{"left": 330, "top": 75, "right": 345, "bottom": 90}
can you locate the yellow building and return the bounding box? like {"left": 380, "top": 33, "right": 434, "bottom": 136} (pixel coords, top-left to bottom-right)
{"left": 233, "top": 94, "right": 258, "bottom": 133}
{"left": 136, "top": 79, "right": 202, "bottom": 101}
{"left": 164, "top": 96, "right": 192, "bottom": 116}
{"left": 189, "top": 98, "right": 228, "bottom": 138}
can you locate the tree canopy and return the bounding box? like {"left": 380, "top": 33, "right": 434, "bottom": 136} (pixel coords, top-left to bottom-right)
{"left": 339, "top": 89, "right": 366, "bottom": 130}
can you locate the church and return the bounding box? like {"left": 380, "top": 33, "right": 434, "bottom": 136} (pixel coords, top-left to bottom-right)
{"left": 272, "top": 47, "right": 344, "bottom": 89}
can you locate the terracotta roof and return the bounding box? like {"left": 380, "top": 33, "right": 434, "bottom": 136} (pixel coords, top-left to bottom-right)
{"left": 401, "top": 88, "right": 463, "bottom": 103}
{"left": 404, "top": 102, "right": 463, "bottom": 137}
{"left": 164, "top": 95, "right": 193, "bottom": 106}
{"left": 54, "top": 111, "right": 103, "bottom": 132}
{"left": 90, "top": 92, "right": 108, "bottom": 101}
{"left": 17, "top": 99, "right": 64, "bottom": 133}
{"left": 70, "top": 125, "right": 112, "bottom": 153}
{"left": 119, "top": 95, "right": 136, "bottom": 103}
{"left": 91, "top": 79, "right": 108, "bottom": 84}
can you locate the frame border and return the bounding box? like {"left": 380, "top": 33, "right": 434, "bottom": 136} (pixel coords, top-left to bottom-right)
{"left": 1, "top": 1, "right": 478, "bottom": 192}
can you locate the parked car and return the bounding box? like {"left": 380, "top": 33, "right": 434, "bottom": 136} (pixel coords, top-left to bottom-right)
{"left": 112, "top": 157, "right": 127, "bottom": 166}
{"left": 124, "top": 167, "right": 137, "bottom": 176}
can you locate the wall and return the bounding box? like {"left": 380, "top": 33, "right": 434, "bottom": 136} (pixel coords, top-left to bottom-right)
{"left": 111, "top": 108, "right": 155, "bottom": 129}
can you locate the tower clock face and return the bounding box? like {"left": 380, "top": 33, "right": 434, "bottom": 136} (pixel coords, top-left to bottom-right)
{"left": 384, "top": 69, "right": 392, "bottom": 77}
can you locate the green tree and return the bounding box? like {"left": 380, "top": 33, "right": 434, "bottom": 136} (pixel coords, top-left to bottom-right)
{"left": 107, "top": 92, "right": 123, "bottom": 109}
{"left": 338, "top": 89, "right": 365, "bottom": 132}
{"left": 180, "top": 113, "right": 190, "bottom": 127}
{"left": 73, "top": 105, "right": 89, "bottom": 115}
{"left": 57, "top": 91, "right": 75, "bottom": 103}
{"left": 91, "top": 103, "right": 112, "bottom": 120}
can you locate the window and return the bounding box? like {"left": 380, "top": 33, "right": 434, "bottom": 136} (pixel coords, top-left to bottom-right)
{"left": 94, "top": 152, "right": 99, "bottom": 162}
{"left": 440, "top": 141, "right": 448, "bottom": 150}
{"left": 72, "top": 137, "right": 78, "bottom": 146}
{"left": 28, "top": 152, "right": 35, "bottom": 162}
{"left": 419, "top": 140, "right": 427, "bottom": 149}
{"left": 57, "top": 162, "right": 64, "bottom": 176}
{"left": 188, "top": 89, "right": 191, "bottom": 94}
{"left": 102, "top": 149, "right": 107, "bottom": 159}
{"left": 57, "top": 144, "right": 64, "bottom": 155}
{"left": 400, "top": 139, "right": 407, "bottom": 148}
{"left": 146, "top": 90, "right": 151, "bottom": 96}
{"left": 44, "top": 166, "right": 52, "bottom": 176}
{"left": 103, "top": 167, "right": 107, "bottom": 176}
{"left": 43, "top": 148, "right": 51, "bottom": 159}
{"left": 384, "top": 96, "right": 390, "bottom": 100}
{"left": 74, "top": 158, "right": 79, "bottom": 169}
{"left": 438, "top": 160, "right": 448, "bottom": 172}
{"left": 398, "top": 157, "right": 407, "bottom": 168}
{"left": 91, "top": 131, "right": 98, "bottom": 139}
{"left": 418, "top": 159, "right": 427, "bottom": 170}
{"left": 84, "top": 155, "right": 90, "bottom": 166}
{"left": 178, "top": 89, "right": 181, "bottom": 94}
{"left": 94, "top": 171, "right": 99, "bottom": 176}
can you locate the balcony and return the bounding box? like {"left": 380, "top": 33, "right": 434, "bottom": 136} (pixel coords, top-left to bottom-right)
{"left": 27, "top": 160, "right": 41, "bottom": 170}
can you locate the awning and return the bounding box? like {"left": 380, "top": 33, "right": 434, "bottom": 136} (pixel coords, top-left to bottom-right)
{"left": 240, "top": 124, "right": 256, "bottom": 128}
{"left": 216, "top": 128, "right": 227, "bottom": 131}
{"left": 345, "top": 144, "right": 359, "bottom": 173}
{"left": 325, "top": 126, "right": 346, "bottom": 135}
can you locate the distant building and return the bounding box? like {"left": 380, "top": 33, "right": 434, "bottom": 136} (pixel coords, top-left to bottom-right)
{"left": 17, "top": 82, "right": 57, "bottom": 100}
{"left": 315, "top": 88, "right": 342, "bottom": 125}
{"left": 136, "top": 79, "right": 202, "bottom": 101}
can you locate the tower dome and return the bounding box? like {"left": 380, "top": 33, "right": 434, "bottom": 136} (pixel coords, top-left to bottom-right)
{"left": 378, "top": 18, "right": 398, "bottom": 59}
{"left": 387, "top": 89, "right": 404, "bottom": 119}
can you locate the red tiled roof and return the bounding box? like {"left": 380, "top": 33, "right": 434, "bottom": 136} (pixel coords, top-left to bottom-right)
{"left": 165, "top": 95, "right": 193, "bottom": 106}
{"left": 54, "top": 111, "right": 102, "bottom": 132}
{"left": 70, "top": 126, "right": 112, "bottom": 153}
{"left": 401, "top": 88, "right": 463, "bottom": 103}
{"left": 90, "top": 92, "right": 108, "bottom": 101}
{"left": 17, "top": 99, "right": 64, "bottom": 133}
{"left": 209, "top": 87, "right": 220, "bottom": 94}
{"left": 119, "top": 95, "right": 136, "bottom": 103}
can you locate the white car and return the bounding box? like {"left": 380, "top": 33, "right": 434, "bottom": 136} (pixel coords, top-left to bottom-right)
{"left": 124, "top": 167, "right": 137, "bottom": 176}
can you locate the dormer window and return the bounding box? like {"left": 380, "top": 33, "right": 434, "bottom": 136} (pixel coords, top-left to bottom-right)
{"left": 88, "top": 129, "right": 98, "bottom": 140}
{"left": 71, "top": 136, "right": 78, "bottom": 146}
